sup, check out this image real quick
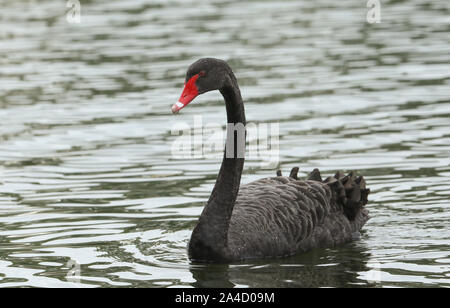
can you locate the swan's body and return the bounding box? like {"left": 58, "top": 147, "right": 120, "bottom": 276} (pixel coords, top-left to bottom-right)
{"left": 172, "top": 58, "right": 370, "bottom": 262}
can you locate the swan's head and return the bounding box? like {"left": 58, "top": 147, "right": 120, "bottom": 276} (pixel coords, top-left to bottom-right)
{"left": 172, "top": 58, "right": 231, "bottom": 114}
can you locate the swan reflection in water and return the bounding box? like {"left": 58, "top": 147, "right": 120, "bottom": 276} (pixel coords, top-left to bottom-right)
{"left": 189, "top": 241, "right": 378, "bottom": 288}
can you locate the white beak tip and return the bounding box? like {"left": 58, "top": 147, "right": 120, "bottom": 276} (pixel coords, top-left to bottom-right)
{"left": 171, "top": 101, "right": 185, "bottom": 114}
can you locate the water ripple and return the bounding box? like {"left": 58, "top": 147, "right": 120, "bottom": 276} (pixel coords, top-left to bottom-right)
{"left": 0, "top": 0, "right": 449, "bottom": 287}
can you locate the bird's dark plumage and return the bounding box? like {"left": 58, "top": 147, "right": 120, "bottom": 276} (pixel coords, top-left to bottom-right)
{"left": 226, "top": 168, "right": 370, "bottom": 260}
{"left": 173, "top": 58, "right": 371, "bottom": 262}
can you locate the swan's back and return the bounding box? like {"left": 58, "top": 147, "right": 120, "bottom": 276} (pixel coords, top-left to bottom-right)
{"left": 226, "top": 168, "right": 370, "bottom": 260}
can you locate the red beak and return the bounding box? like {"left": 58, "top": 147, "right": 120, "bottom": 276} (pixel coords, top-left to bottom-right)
{"left": 172, "top": 74, "right": 200, "bottom": 114}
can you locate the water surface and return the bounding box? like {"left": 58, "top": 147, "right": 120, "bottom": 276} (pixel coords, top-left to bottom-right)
{"left": 0, "top": 0, "right": 449, "bottom": 287}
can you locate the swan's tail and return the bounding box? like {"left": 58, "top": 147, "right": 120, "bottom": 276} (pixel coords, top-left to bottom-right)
{"left": 276, "top": 167, "right": 370, "bottom": 224}
{"left": 321, "top": 170, "right": 370, "bottom": 221}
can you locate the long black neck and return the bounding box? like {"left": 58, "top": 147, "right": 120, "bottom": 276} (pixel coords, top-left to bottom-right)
{"left": 189, "top": 73, "right": 246, "bottom": 260}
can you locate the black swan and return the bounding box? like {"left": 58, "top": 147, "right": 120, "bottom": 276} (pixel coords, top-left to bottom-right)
{"left": 172, "top": 58, "right": 370, "bottom": 262}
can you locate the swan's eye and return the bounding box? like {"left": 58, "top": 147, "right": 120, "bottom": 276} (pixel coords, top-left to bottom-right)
{"left": 198, "top": 71, "right": 206, "bottom": 77}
